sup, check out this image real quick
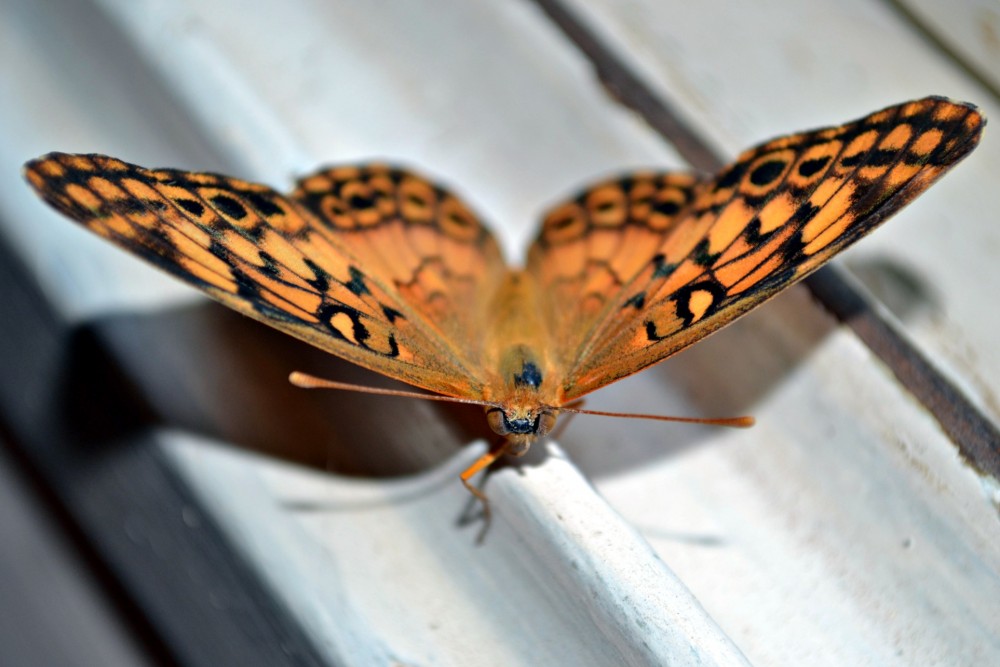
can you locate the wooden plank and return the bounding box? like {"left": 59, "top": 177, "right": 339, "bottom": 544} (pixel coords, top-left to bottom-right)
{"left": 166, "top": 434, "right": 749, "bottom": 666}
{"left": 896, "top": 0, "right": 1000, "bottom": 92}
{"left": 584, "top": 289, "right": 1000, "bottom": 666}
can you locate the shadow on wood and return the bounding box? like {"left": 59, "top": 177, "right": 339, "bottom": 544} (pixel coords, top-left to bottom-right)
{"left": 562, "top": 285, "right": 840, "bottom": 479}
{"left": 65, "top": 301, "right": 491, "bottom": 478}
{"left": 60, "top": 256, "right": 934, "bottom": 485}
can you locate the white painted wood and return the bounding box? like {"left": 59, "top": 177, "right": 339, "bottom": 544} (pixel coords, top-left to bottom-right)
{"left": 92, "top": 0, "right": 681, "bottom": 266}
{"left": 4, "top": 0, "right": 998, "bottom": 664}
{"left": 899, "top": 0, "right": 1000, "bottom": 91}
{"left": 164, "top": 433, "right": 749, "bottom": 666}
{"left": 564, "top": 0, "right": 1000, "bottom": 427}
{"left": 578, "top": 289, "right": 1000, "bottom": 666}
{"left": 0, "top": 0, "right": 220, "bottom": 317}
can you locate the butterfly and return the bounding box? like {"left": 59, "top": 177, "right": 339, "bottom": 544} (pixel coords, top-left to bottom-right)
{"left": 24, "top": 96, "right": 983, "bottom": 515}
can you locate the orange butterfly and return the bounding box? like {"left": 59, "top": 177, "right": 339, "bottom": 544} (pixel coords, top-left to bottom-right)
{"left": 24, "top": 97, "right": 983, "bottom": 513}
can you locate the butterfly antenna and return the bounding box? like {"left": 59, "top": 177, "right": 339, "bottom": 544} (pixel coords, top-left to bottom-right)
{"left": 289, "top": 371, "right": 501, "bottom": 408}
{"left": 554, "top": 405, "right": 754, "bottom": 429}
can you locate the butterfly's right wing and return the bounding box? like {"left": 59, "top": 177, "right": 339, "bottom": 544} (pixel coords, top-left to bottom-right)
{"left": 528, "top": 97, "right": 983, "bottom": 401}
{"left": 25, "top": 154, "right": 507, "bottom": 398}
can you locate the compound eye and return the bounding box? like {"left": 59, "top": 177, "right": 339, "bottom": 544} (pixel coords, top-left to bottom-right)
{"left": 487, "top": 408, "right": 508, "bottom": 435}
{"left": 536, "top": 411, "right": 557, "bottom": 437}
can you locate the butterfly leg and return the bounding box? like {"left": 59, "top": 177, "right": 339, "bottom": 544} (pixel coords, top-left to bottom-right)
{"left": 460, "top": 440, "right": 513, "bottom": 523}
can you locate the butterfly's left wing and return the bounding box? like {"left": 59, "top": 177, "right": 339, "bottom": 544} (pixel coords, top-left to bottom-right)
{"left": 24, "top": 154, "right": 507, "bottom": 398}
{"left": 528, "top": 97, "right": 984, "bottom": 401}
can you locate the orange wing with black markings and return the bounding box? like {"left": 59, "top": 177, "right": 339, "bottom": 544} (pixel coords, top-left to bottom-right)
{"left": 528, "top": 96, "right": 984, "bottom": 400}
{"left": 527, "top": 172, "right": 708, "bottom": 375}
{"left": 24, "top": 154, "right": 506, "bottom": 398}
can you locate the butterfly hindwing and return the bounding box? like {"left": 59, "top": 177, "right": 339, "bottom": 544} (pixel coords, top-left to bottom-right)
{"left": 24, "top": 153, "right": 505, "bottom": 398}
{"left": 290, "top": 164, "right": 507, "bottom": 370}
{"left": 531, "top": 97, "right": 984, "bottom": 399}
{"left": 526, "top": 172, "right": 708, "bottom": 372}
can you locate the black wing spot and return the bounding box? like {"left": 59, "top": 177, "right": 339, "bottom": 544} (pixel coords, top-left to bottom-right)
{"left": 384, "top": 333, "right": 400, "bottom": 358}
{"left": 445, "top": 211, "right": 472, "bottom": 228}
{"left": 692, "top": 239, "right": 717, "bottom": 267}
{"left": 840, "top": 152, "right": 867, "bottom": 168}
{"left": 381, "top": 304, "right": 405, "bottom": 323}
{"left": 320, "top": 304, "right": 370, "bottom": 346}
{"left": 116, "top": 199, "right": 152, "bottom": 215}
{"left": 258, "top": 251, "right": 281, "bottom": 279}
{"left": 348, "top": 193, "right": 376, "bottom": 210}
{"left": 245, "top": 192, "right": 284, "bottom": 217}
{"left": 651, "top": 254, "right": 674, "bottom": 279}
{"left": 208, "top": 239, "right": 231, "bottom": 260}
{"left": 652, "top": 199, "right": 681, "bottom": 216}
{"left": 798, "top": 156, "right": 831, "bottom": 178}
{"left": 346, "top": 266, "right": 370, "bottom": 296}
{"left": 671, "top": 280, "right": 727, "bottom": 328}
{"left": 211, "top": 194, "right": 248, "bottom": 220}
{"left": 549, "top": 212, "right": 577, "bottom": 230}
{"left": 405, "top": 192, "right": 431, "bottom": 210}
{"left": 792, "top": 202, "right": 820, "bottom": 225}
{"left": 318, "top": 304, "right": 400, "bottom": 358}
{"left": 303, "top": 258, "right": 330, "bottom": 292}
{"left": 645, "top": 320, "right": 667, "bottom": 343}
{"left": 867, "top": 148, "right": 899, "bottom": 167}
{"left": 233, "top": 266, "right": 269, "bottom": 304}
{"left": 175, "top": 198, "right": 205, "bottom": 216}
{"left": 749, "top": 159, "right": 787, "bottom": 186}
{"left": 623, "top": 292, "right": 646, "bottom": 310}
{"left": 716, "top": 164, "right": 743, "bottom": 189}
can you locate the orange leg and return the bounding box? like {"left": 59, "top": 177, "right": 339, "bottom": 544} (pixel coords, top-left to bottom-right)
{"left": 460, "top": 440, "right": 510, "bottom": 523}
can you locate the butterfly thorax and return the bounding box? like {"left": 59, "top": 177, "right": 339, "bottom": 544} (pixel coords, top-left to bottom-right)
{"left": 482, "top": 272, "right": 560, "bottom": 454}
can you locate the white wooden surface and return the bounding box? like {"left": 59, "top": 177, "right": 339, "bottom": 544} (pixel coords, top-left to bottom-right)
{"left": 2, "top": 0, "right": 998, "bottom": 665}
{"left": 165, "top": 433, "right": 747, "bottom": 666}
{"left": 899, "top": 0, "right": 1000, "bottom": 92}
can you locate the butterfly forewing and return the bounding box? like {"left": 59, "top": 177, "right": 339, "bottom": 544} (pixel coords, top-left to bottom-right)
{"left": 23, "top": 154, "right": 503, "bottom": 398}
{"left": 532, "top": 97, "right": 984, "bottom": 400}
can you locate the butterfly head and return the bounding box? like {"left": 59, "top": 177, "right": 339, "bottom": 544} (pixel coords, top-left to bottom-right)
{"left": 485, "top": 405, "right": 557, "bottom": 455}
